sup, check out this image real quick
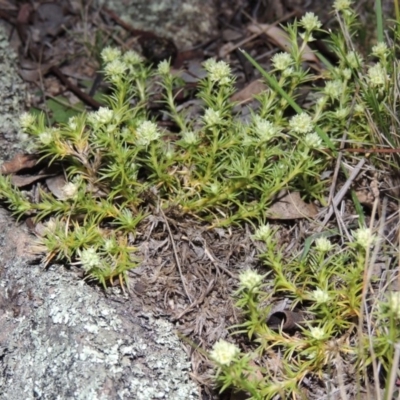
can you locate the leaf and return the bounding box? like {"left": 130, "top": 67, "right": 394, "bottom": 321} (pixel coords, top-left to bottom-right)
{"left": 230, "top": 79, "right": 268, "bottom": 104}
{"left": 46, "top": 97, "right": 83, "bottom": 125}
{"left": 247, "top": 23, "right": 319, "bottom": 64}
{"left": 0, "top": 154, "right": 39, "bottom": 175}
{"left": 267, "top": 191, "right": 318, "bottom": 220}
{"left": 11, "top": 173, "right": 54, "bottom": 188}
{"left": 46, "top": 175, "right": 68, "bottom": 199}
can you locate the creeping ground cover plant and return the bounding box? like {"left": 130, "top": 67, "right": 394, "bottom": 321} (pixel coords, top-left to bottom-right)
{"left": 1, "top": 22, "right": 336, "bottom": 285}
{"left": 208, "top": 1, "right": 400, "bottom": 398}
{"left": 0, "top": 0, "right": 399, "bottom": 397}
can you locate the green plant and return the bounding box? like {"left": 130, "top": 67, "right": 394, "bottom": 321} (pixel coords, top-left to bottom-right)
{"left": 0, "top": 0, "right": 398, "bottom": 397}
{"left": 0, "top": 26, "right": 338, "bottom": 286}
{"left": 208, "top": 1, "right": 400, "bottom": 398}
{"left": 211, "top": 226, "right": 399, "bottom": 399}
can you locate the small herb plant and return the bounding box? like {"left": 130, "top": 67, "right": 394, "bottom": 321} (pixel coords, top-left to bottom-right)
{"left": 209, "top": 1, "right": 400, "bottom": 398}
{"left": 0, "top": 0, "right": 398, "bottom": 396}
{"left": 1, "top": 1, "right": 389, "bottom": 267}
{"left": 0, "top": 12, "right": 346, "bottom": 286}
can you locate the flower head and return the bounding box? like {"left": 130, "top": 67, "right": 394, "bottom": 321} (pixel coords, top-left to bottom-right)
{"left": 324, "top": 80, "right": 343, "bottom": 99}
{"left": 352, "top": 227, "right": 375, "bottom": 249}
{"left": 136, "top": 120, "right": 161, "bottom": 146}
{"left": 372, "top": 42, "right": 388, "bottom": 59}
{"left": 346, "top": 51, "right": 363, "bottom": 69}
{"left": 39, "top": 131, "right": 53, "bottom": 145}
{"left": 61, "top": 182, "right": 79, "bottom": 200}
{"left": 341, "top": 68, "right": 352, "bottom": 80}
{"left": 272, "top": 52, "right": 293, "bottom": 71}
{"left": 253, "top": 224, "right": 273, "bottom": 241}
{"left": 334, "top": 107, "right": 349, "bottom": 120}
{"left": 103, "top": 59, "right": 127, "bottom": 78}
{"left": 203, "top": 108, "right": 223, "bottom": 126}
{"left": 300, "top": 12, "right": 322, "bottom": 32}
{"left": 78, "top": 247, "right": 101, "bottom": 271}
{"left": 87, "top": 107, "right": 114, "bottom": 128}
{"left": 289, "top": 113, "right": 313, "bottom": 134}
{"left": 387, "top": 292, "right": 400, "bottom": 319}
{"left": 309, "top": 326, "right": 325, "bottom": 340}
{"left": 123, "top": 50, "right": 143, "bottom": 65}
{"left": 304, "top": 132, "right": 322, "bottom": 149}
{"left": 203, "top": 58, "right": 232, "bottom": 85}
{"left": 101, "top": 47, "right": 122, "bottom": 63}
{"left": 20, "top": 112, "right": 36, "bottom": 130}
{"left": 333, "top": 0, "right": 352, "bottom": 11}
{"left": 157, "top": 59, "right": 171, "bottom": 76}
{"left": 181, "top": 130, "right": 199, "bottom": 145}
{"left": 367, "top": 63, "right": 387, "bottom": 87}
{"left": 312, "top": 288, "right": 331, "bottom": 304}
{"left": 68, "top": 116, "right": 78, "bottom": 131}
{"left": 252, "top": 115, "right": 280, "bottom": 141}
{"left": 239, "top": 269, "right": 264, "bottom": 290}
{"left": 315, "top": 237, "right": 334, "bottom": 253}
{"left": 209, "top": 339, "right": 240, "bottom": 366}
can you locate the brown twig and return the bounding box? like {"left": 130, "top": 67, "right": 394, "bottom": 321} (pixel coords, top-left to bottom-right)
{"left": 158, "top": 204, "right": 193, "bottom": 304}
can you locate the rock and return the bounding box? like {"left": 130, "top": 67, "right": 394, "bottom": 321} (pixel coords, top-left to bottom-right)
{"left": 0, "top": 209, "right": 198, "bottom": 400}
{"left": 101, "top": 0, "right": 218, "bottom": 49}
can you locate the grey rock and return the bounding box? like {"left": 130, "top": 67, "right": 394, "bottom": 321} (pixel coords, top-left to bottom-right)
{"left": 101, "top": 0, "right": 218, "bottom": 49}
{"left": 0, "top": 212, "right": 199, "bottom": 400}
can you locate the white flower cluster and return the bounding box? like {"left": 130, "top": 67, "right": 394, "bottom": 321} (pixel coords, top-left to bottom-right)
{"left": 157, "top": 59, "right": 171, "bottom": 76}
{"left": 324, "top": 80, "right": 343, "bottom": 99}
{"left": 39, "top": 131, "right": 53, "bottom": 145}
{"left": 387, "top": 292, "right": 400, "bottom": 319}
{"left": 104, "top": 59, "right": 127, "bottom": 78}
{"left": 209, "top": 339, "right": 240, "bottom": 366}
{"left": 315, "top": 237, "right": 334, "bottom": 253}
{"left": 352, "top": 227, "right": 375, "bottom": 249}
{"left": 272, "top": 52, "right": 293, "bottom": 71}
{"left": 61, "top": 182, "right": 79, "bottom": 200}
{"left": 203, "top": 58, "right": 232, "bottom": 85}
{"left": 203, "top": 108, "right": 223, "bottom": 126}
{"left": 309, "top": 326, "right": 325, "bottom": 340}
{"left": 123, "top": 50, "right": 143, "bottom": 65}
{"left": 312, "top": 288, "right": 331, "bottom": 304}
{"left": 252, "top": 115, "right": 280, "bottom": 142}
{"left": 101, "top": 47, "right": 122, "bottom": 63}
{"left": 101, "top": 47, "right": 144, "bottom": 82}
{"left": 346, "top": 51, "right": 363, "bottom": 69}
{"left": 78, "top": 247, "right": 101, "bottom": 271}
{"left": 300, "top": 12, "right": 322, "bottom": 32}
{"left": 181, "top": 130, "right": 199, "bottom": 145}
{"left": 333, "top": 0, "right": 352, "bottom": 11}
{"left": 136, "top": 120, "right": 161, "bottom": 146}
{"left": 304, "top": 132, "right": 322, "bottom": 149}
{"left": 289, "top": 113, "right": 313, "bottom": 134}
{"left": 367, "top": 63, "right": 387, "bottom": 87}
{"left": 253, "top": 224, "right": 272, "bottom": 242}
{"left": 20, "top": 112, "right": 36, "bottom": 130}
{"left": 87, "top": 107, "right": 114, "bottom": 129}
{"left": 239, "top": 269, "right": 264, "bottom": 290}
{"left": 372, "top": 42, "right": 388, "bottom": 59}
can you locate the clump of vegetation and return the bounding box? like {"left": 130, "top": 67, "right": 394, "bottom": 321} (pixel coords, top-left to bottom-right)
{"left": 0, "top": 0, "right": 398, "bottom": 396}
{"left": 208, "top": 0, "right": 400, "bottom": 398}
{"left": 0, "top": 14, "right": 339, "bottom": 286}
{"left": 210, "top": 226, "right": 400, "bottom": 399}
